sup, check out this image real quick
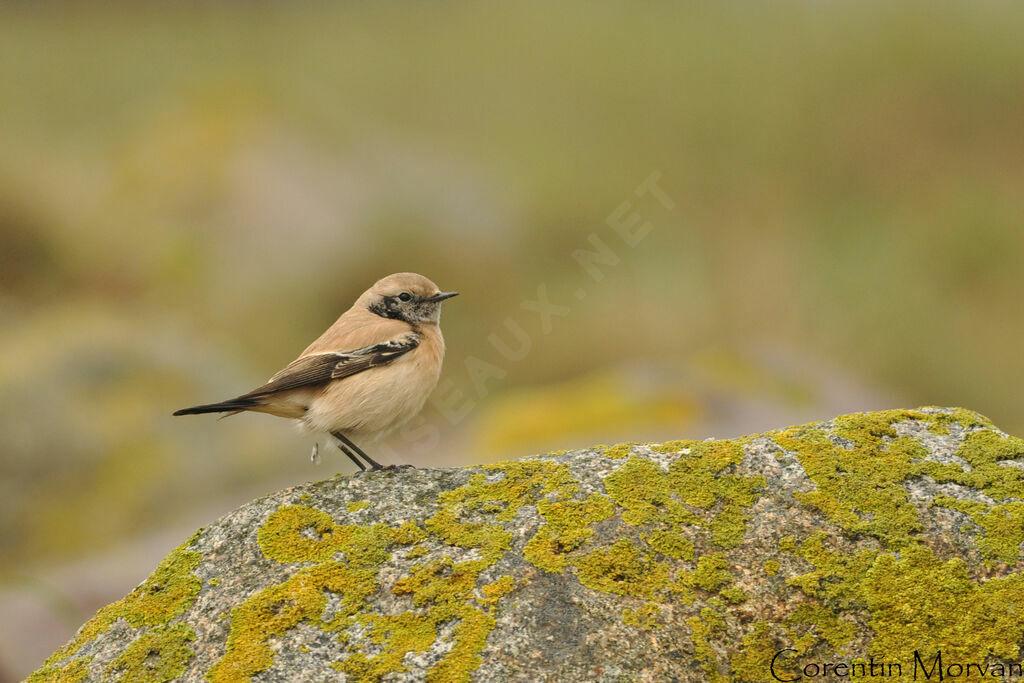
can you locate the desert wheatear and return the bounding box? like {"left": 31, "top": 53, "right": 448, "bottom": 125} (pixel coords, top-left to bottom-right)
{"left": 174, "top": 272, "right": 457, "bottom": 471}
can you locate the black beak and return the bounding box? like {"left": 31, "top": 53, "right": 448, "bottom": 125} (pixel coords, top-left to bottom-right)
{"left": 428, "top": 291, "right": 459, "bottom": 302}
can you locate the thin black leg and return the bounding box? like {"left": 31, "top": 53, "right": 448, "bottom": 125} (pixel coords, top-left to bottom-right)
{"left": 332, "top": 434, "right": 366, "bottom": 472}
{"left": 333, "top": 432, "right": 384, "bottom": 471}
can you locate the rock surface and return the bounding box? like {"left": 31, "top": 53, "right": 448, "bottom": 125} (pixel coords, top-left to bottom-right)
{"left": 31, "top": 408, "right": 1024, "bottom": 682}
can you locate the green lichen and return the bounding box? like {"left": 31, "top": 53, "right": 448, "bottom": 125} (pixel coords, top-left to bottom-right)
{"left": 688, "top": 607, "right": 727, "bottom": 682}
{"left": 208, "top": 461, "right": 576, "bottom": 683}
{"left": 622, "top": 603, "right": 661, "bottom": 630}
{"left": 524, "top": 493, "right": 614, "bottom": 572}
{"left": 42, "top": 531, "right": 202, "bottom": 667}
{"left": 257, "top": 504, "right": 396, "bottom": 568}
{"left": 38, "top": 407, "right": 1024, "bottom": 682}
{"left": 512, "top": 436, "right": 765, "bottom": 671}
{"left": 927, "top": 406, "right": 996, "bottom": 430}
{"left": 107, "top": 623, "right": 196, "bottom": 683}
{"left": 685, "top": 553, "right": 734, "bottom": 592}
{"left": 256, "top": 505, "right": 344, "bottom": 565}
{"left": 207, "top": 562, "right": 378, "bottom": 683}
{"left": 257, "top": 505, "right": 342, "bottom": 563}
{"left": 731, "top": 622, "right": 787, "bottom": 683}
{"left": 603, "top": 442, "right": 636, "bottom": 459}
{"left": 391, "top": 520, "right": 428, "bottom": 545}
{"left": 785, "top": 533, "right": 879, "bottom": 610}
{"left": 643, "top": 529, "right": 694, "bottom": 560}
{"left": 664, "top": 441, "right": 757, "bottom": 508}
{"left": 604, "top": 456, "right": 670, "bottom": 524}
{"left": 709, "top": 502, "right": 747, "bottom": 548}
{"left": 921, "top": 429, "right": 1024, "bottom": 502}
{"left": 774, "top": 413, "right": 928, "bottom": 548}
{"left": 26, "top": 658, "right": 90, "bottom": 683}
{"left": 934, "top": 495, "right": 1024, "bottom": 563}
{"left": 778, "top": 536, "right": 797, "bottom": 553}
{"left": 775, "top": 410, "right": 1024, "bottom": 570}
{"left": 405, "top": 545, "right": 429, "bottom": 559}
{"left": 775, "top": 409, "right": 1023, "bottom": 554}
{"left": 600, "top": 443, "right": 763, "bottom": 576}
{"left": 719, "top": 587, "right": 746, "bottom": 604}
{"left": 574, "top": 539, "right": 669, "bottom": 599}
{"left": 775, "top": 509, "right": 1024, "bottom": 674}
{"left": 426, "top": 608, "right": 495, "bottom": 683}
{"left": 863, "top": 544, "right": 1024, "bottom": 662}
{"left": 972, "top": 502, "right": 1024, "bottom": 563}
{"left": 448, "top": 460, "right": 577, "bottom": 523}
{"left": 784, "top": 604, "right": 855, "bottom": 651}
{"left": 347, "top": 500, "right": 371, "bottom": 512}
{"left": 479, "top": 575, "right": 516, "bottom": 605}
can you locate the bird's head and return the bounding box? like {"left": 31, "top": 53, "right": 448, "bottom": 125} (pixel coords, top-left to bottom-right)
{"left": 361, "top": 272, "right": 458, "bottom": 324}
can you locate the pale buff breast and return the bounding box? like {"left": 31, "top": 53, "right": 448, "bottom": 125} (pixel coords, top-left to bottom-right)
{"left": 300, "top": 325, "right": 445, "bottom": 441}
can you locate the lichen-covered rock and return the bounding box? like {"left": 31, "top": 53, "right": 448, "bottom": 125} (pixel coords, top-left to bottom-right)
{"left": 31, "top": 407, "right": 1024, "bottom": 682}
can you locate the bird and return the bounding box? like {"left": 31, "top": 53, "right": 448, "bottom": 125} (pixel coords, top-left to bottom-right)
{"left": 173, "top": 272, "right": 457, "bottom": 471}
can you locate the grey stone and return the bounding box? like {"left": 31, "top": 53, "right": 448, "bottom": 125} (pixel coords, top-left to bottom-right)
{"left": 29, "top": 407, "right": 1024, "bottom": 682}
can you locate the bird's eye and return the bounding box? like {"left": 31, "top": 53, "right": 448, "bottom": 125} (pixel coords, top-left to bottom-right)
{"left": 398, "top": 292, "right": 412, "bottom": 302}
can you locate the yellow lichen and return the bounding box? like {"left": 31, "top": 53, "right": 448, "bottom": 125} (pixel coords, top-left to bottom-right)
{"left": 863, "top": 544, "right": 1024, "bottom": 662}
{"left": 643, "top": 529, "right": 695, "bottom": 560}
{"left": 784, "top": 603, "right": 855, "bottom": 651}
{"left": 391, "top": 520, "right": 428, "bottom": 545}
{"left": 622, "top": 603, "right": 662, "bottom": 630}
{"left": 210, "top": 462, "right": 567, "bottom": 683}
{"left": 933, "top": 495, "right": 1024, "bottom": 563}
{"left": 257, "top": 505, "right": 343, "bottom": 563}
{"left": 922, "top": 429, "right": 1024, "bottom": 502}
{"left": 36, "top": 407, "right": 1024, "bottom": 682}
{"left": 731, "top": 622, "right": 787, "bottom": 683}
{"left": 604, "top": 456, "right": 670, "bottom": 525}
{"left": 687, "top": 607, "right": 727, "bottom": 682}
{"left": 43, "top": 532, "right": 202, "bottom": 666}
{"left": 574, "top": 539, "right": 669, "bottom": 599}
{"left": 603, "top": 442, "right": 636, "bottom": 459}
{"left": 600, "top": 442, "right": 763, "bottom": 582}
{"left": 207, "top": 562, "right": 378, "bottom": 683}
{"left": 709, "top": 502, "right": 747, "bottom": 548}
{"left": 347, "top": 500, "right": 371, "bottom": 512}
{"left": 107, "top": 623, "right": 196, "bottom": 683}
{"left": 774, "top": 417, "right": 926, "bottom": 548}
{"left": 523, "top": 493, "right": 614, "bottom": 572}
{"left": 479, "top": 575, "right": 516, "bottom": 606}
{"left": 684, "top": 553, "right": 734, "bottom": 593}
{"left": 405, "top": 545, "right": 429, "bottom": 559}
{"left": 26, "top": 658, "right": 90, "bottom": 683}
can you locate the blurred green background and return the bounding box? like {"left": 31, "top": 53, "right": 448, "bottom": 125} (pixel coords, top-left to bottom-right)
{"left": 2, "top": 1, "right": 1023, "bottom": 678}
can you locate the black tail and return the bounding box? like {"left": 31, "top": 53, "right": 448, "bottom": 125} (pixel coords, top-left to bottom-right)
{"left": 173, "top": 398, "right": 259, "bottom": 416}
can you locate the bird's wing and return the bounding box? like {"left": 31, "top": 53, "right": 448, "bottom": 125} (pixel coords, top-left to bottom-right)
{"left": 239, "top": 333, "right": 421, "bottom": 399}
{"left": 300, "top": 309, "right": 413, "bottom": 356}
